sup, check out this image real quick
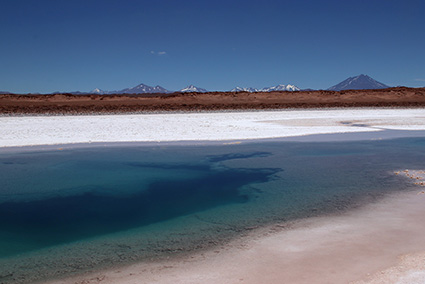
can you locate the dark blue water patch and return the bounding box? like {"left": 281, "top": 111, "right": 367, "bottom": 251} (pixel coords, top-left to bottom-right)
{"left": 124, "top": 161, "right": 211, "bottom": 171}
{"left": 1, "top": 161, "right": 26, "bottom": 165}
{"left": 206, "top": 152, "right": 272, "bottom": 163}
{"left": 0, "top": 164, "right": 280, "bottom": 257}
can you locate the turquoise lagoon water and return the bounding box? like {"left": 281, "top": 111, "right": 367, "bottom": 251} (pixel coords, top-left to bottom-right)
{"left": 0, "top": 137, "right": 424, "bottom": 283}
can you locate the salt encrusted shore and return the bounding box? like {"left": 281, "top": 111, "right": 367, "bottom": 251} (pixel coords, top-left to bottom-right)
{"left": 1, "top": 108, "right": 425, "bottom": 147}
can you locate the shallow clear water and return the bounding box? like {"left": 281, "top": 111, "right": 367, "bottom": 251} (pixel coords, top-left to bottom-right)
{"left": 0, "top": 137, "right": 424, "bottom": 283}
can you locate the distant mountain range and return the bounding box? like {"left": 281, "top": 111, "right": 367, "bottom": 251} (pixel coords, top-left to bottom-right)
{"left": 328, "top": 74, "right": 389, "bottom": 91}
{"left": 90, "top": 83, "right": 169, "bottom": 95}
{"left": 0, "top": 75, "right": 396, "bottom": 94}
{"left": 87, "top": 83, "right": 301, "bottom": 94}
{"left": 88, "top": 84, "right": 207, "bottom": 94}
{"left": 231, "top": 84, "right": 300, "bottom": 92}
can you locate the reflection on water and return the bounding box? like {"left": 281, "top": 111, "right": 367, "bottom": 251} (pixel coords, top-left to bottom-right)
{"left": 0, "top": 137, "right": 424, "bottom": 283}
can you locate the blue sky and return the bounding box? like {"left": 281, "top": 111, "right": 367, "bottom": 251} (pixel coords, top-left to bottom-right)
{"left": 1, "top": 0, "right": 424, "bottom": 93}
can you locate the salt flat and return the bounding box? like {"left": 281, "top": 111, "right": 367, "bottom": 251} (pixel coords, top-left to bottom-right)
{"left": 1, "top": 108, "right": 425, "bottom": 147}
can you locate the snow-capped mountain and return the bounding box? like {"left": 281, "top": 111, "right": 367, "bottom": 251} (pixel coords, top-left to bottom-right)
{"left": 118, "top": 83, "right": 169, "bottom": 94}
{"left": 179, "top": 85, "right": 207, "bottom": 93}
{"left": 231, "top": 87, "right": 261, "bottom": 92}
{"left": 262, "top": 84, "right": 300, "bottom": 92}
{"left": 328, "top": 74, "right": 389, "bottom": 91}
{"left": 90, "top": 88, "right": 107, "bottom": 94}
{"left": 86, "top": 82, "right": 300, "bottom": 94}
{"left": 231, "top": 84, "right": 300, "bottom": 92}
{"left": 88, "top": 83, "right": 170, "bottom": 94}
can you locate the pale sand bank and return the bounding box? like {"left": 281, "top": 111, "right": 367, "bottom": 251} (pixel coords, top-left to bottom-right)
{"left": 1, "top": 108, "right": 425, "bottom": 147}
{"left": 48, "top": 183, "right": 425, "bottom": 284}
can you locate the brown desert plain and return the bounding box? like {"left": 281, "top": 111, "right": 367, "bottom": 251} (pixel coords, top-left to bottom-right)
{"left": 1, "top": 87, "right": 425, "bottom": 114}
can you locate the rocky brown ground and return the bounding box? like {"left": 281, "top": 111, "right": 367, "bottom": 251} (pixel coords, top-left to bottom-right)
{"left": 0, "top": 87, "right": 424, "bottom": 115}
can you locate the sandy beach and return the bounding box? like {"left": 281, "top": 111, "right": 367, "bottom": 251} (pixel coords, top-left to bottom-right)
{"left": 1, "top": 108, "right": 425, "bottom": 284}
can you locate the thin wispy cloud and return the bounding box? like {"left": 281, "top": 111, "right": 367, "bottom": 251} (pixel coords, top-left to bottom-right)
{"left": 414, "top": 78, "right": 425, "bottom": 82}
{"left": 150, "top": 51, "right": 167, "bottom": 56}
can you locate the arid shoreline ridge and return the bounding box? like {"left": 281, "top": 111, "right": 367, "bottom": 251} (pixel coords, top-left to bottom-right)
{"left": 1, "top": 87, "right": 425, "bottom": 115}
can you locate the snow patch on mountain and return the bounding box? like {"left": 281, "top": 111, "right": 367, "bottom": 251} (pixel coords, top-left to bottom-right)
{"left": 231, "top": 84, "right": 300, "bottom": 92}
{"left": 230, "top": 87, "right": 260, "bottom": 92}
{"left": 90, "top": 88, "right": 106, "bottom": 94}
{"left": 179, "top": 85, "right": 207, "bottom": 93}
{"left": 262, "top": 84, "right": 300, "bottom": 92}
{"left": 119, "top": 83, "right": 169, "bottom": 94}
